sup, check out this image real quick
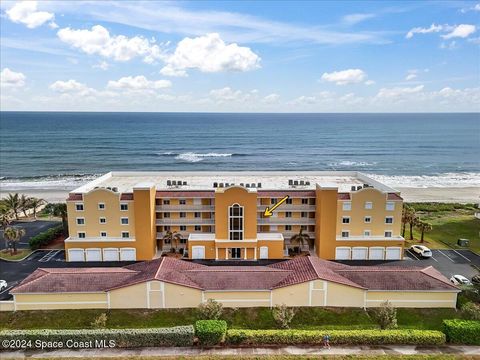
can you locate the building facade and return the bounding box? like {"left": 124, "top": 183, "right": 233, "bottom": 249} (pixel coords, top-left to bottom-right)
{"left": 65, "top": 171, "right": 404, "bottom": 262}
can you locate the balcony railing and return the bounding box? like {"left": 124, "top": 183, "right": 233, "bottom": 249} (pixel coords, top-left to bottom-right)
{"left": 256, "top": 205, "right": 316, "bottom": 211}
{"left": 156, "top": 205, "right": 214, "bottom": 212}
{"left": 156, "top": 218, "right": 215, "bottom": 225}
{"left": 257, "top": 217, "right": 315, "bottom": 225}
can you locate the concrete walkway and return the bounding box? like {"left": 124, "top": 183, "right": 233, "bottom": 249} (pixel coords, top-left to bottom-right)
{"left": 2, "top": 345, "right": 480, "bottom": 358}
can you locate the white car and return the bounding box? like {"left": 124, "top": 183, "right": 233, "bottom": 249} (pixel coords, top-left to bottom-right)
{"left": 450, "top": 275, "right": 472, "bottom": 286}
{"left": 410, "top": 245, "right": 432, "bottom": 258}
{"left": 0, "top": 280, "right": 7, "bottom": 292}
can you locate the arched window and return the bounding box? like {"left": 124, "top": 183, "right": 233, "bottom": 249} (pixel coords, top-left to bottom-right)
{"left": 229, "top": 203, "right": 244, "bottom": 240}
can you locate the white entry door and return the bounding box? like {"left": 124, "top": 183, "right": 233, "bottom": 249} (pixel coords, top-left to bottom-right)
{"left": 259, "top": 246, "right": 269, "bottom": 259}
{"left": 68, "top": 249, "right": 84, "bottom": 262}
{"left": 192, "top": 246, "right": 205, "bottom": 259}
{"left": 85, "top": 248, "right": 102, "bottom": 261}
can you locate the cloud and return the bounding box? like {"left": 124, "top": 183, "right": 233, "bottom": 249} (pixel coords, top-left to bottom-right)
{"left": 342, "top": 13, "right": 375, "bottom": 25}
{"left": 0, "top": 68, "right": 26, "bottom": 88}
{"left": 262, "top": 93, "right": 280, "bottom": 103}
{"left": 107, "top": 76, "right": 171, "bottom": 91}
{"left": 93, "top": 61, "right": 109, "bottom": 70}
{"left": 440, "top": 41, "right": 458, "bottom": 50}
{"left": 49, "top": 79, "right": 90, "bottom": 93}
{"left": 6, "top": 0, "right": 55, "bottom": 29}
{"left": 321, "top": 69, "right": 367, "bottom": 85}
{"left": 57, "top": 25, "right": 164, "bottom": 63}
{"left": 405, "top": 73, "right": 417, "bottom": 81}
{"left": 406, "top": 24, "right": 443, "bottom": 39}
{"left": 160, "top": 33, "right": 260, "bottom": 77}
{"left": 376, "top": 85, "right": 425, "bottom": 99}
{"left": 364, "top": 80, "right": 375, "bottom": 86}
{"left": 441, "top": 24, "right": 476, "bottom": 39}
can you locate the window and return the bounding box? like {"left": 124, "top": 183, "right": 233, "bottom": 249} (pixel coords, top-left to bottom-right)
{"left": 301, "top": 198, "right": 309, "bottom": 205}
{"left": 270, "top": 198, "right": 277, "bottom": 205}
{"left": 285, "top": 225, "right": 292, "bottom": 231}
{"left": 231, "top": 248, "right": 241, "bottom": 259}
{"left": 164, "top": 226, "right": 171, "bottom": 231}
{"left": 385, "top": 217, "right": 394, "bottom": 224}
{"left": 342, "top": 216, "right": 350, "bottom": 224}
{"left": 120, "top": 203, "right": 128, "bottom": 211}
{"left": 364, "top": 230, "right": 371, "bottom": 236}
{"left": 121, "top": 217, "right": 129, "bottom": 225}
{"left": 121, "top": 231, "right": 129, "bottom": 238}
{"left": 78, "top": 232, "right": 86, "bottom": 238}
{"left": 75, "top": 203, "right": 84, "bottom": 211}
{"left": 179, "top": 212, "right": 186, "bottom": 218}
{"left": 286, "top": 198, "right": 293, "bottom": 204}
{"left": 285, "top": 212, "right": 292, "bottom": 218}
{"left": 179, "top": 199, "right": 186, "bottom": 205}
{"left": 385, "top": 231, "right": 393, "bottom": 238}
{"left": 365, "top": 201, "right": 373, "bottom": 210}
{"left": 386, "top": 201, "right": 395, "bottom": 211}
{"left": 163, "top": 199, "right": 170, "bottom": 205}
{"left": 301, "top": 212, "right": 308, "bottom": 218}
{"left": 301, "top": 225, "right": 308, "bottom": 231}
{"left": 180, "top": 238, "right": 187, "bottom": 244}
{"left": 98, "top": 203, "right": 105, "bottom": 210}
{"left": 194, "top": 225, "right": 201, "bottom": 231}
{"left": 364, "top": 216, "right": 372, "bottom": 223}
{"left": 99, "top": 217, "right": 106, "bottom": 224}
{"left": 100, "top": 231, "right": 107, "bottom": 237}
{"left": 180, "top": 225, "right": 187, "bottom": 231}
{"left": 341, "top": 231, "right": 350, "bottom": 238}
{"left": 194, "top": 212, "right": 201, "bottom": 218}
{"left": 76, "top": 218, "right": 85, "bottom": 225}
{"left": 164, "top": 212, "right": 170, "bottom": 218}
{"left": 343, "top": 202, "right": 351, "bottom": 211}
{"left": 229, "top": 204, "right": 244, "bottom": 241}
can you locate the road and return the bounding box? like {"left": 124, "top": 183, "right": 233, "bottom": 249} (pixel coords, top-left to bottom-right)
{"left": 0, "top": 220, "right": 61, "bottom": 250}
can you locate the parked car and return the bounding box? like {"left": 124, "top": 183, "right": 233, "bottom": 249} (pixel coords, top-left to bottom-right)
{"left": 0, "top": 280, "right": 7, "bottom": 291}
{"left": 471, "top": 274, "right": 480, "bottom": 285}
{"left": 410, "top": 245, "right": 432, "bottom": 258}
{"left": 450, "top": 275, "right": 472, "bottom": 286}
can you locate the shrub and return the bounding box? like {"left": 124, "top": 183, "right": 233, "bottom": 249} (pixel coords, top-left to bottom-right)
{"left": 0, "top": 326, "right": 195, "bottom": 349}
{"left": 443, "top": 319, "right": 480, "bottom": 345}
{"left": 90, "top": 313, "right": 108, "bottom": 329}
{"left": 226, "top": 329, "right": 445, "bottom": 346}
{"left": 461, "top": 302, "right": 480, "bottom": 320}
{"left": 272, "top": 304, "right": 296, "bottom": 329}
{"left": 369, "top": 301, "right": 397, "bottom": 329}
{"left": 195, "top": 320, "right": 227, "bottom": 346}
{"left": 197, "top": 299, "right": 223, "bottom": 320}
{"left": 29, "top": 225, "right": 63, "bottom": 250}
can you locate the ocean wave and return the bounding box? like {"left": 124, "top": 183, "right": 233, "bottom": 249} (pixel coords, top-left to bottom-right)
{"left": 157, "top": 151, "right": 237, "bottom": 163}
{"left": 367, "top": 172, "right": 480, "bottom": 188}
{"left": 0, "top": 174, "right": 99, "bottom": 190}
{"left": 329, "top": 160, "right": 377, "bottom": 167}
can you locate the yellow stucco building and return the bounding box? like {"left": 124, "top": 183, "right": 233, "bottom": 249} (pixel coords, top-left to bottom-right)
{"left": 64, "top": 171, "right": 405, "bottom": 262}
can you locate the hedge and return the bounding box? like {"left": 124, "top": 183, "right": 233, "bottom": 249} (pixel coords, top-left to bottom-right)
{"left": 195, "top": 320, "right": 227, "bottom": 346}
{"left": 29, "top": 225, "right": 64, "bottom": 250}
{"left": 0, "top": 326, "right": 195, "bottom": 349}
{"left": 443, "top": 319, "right": 480, "bottom": 345}
{"left": 226, "top": 329, "right": 446, "bottom": 346}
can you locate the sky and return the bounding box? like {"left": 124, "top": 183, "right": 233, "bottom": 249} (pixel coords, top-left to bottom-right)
{"left": 0, "top": 0, "right": 479, "bottom": 112}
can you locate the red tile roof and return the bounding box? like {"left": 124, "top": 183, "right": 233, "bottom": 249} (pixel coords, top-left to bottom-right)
{"left": 337, "top": 193, "right": 351, "bottom": 200}
{"left": 387, "top": 193, "right": 403, "bottom": 201}
{"left": 67, "top": 193, "right": 83, "bottom": 201}
{"left": 120, "top": 193, "right": 134, "bottom": 200}
{"left": 156, "top": 191, "right": 215, "bottom": 198}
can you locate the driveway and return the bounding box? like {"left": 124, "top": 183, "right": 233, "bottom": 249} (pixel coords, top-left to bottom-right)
{"left": 0, "top": 220, "right": 61, "bottom": 250}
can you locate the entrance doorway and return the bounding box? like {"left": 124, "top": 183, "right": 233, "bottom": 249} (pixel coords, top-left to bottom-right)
{"left": 231, "top": 248, "right": 241, "bottom": 259}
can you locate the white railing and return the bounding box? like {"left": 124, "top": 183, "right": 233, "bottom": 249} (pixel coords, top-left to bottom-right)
{"left": 156, "top": 218, "right": 215, "bottom": 225}
{"left": 156, "top": 205, "right": 214, "bottom": 212}
{"left": 257, "top": 217, "right": 315, "bottom": 225}
{"left": 256, "top": 205, "right": 316, "bottom": 211}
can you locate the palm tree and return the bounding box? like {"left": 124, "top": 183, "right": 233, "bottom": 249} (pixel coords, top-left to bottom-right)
{"left": 416, "top": 221, "right": 433, "bottom": 243}
{"left": 404, "top": 207, "right": 418, "bottom": 240}
{"left": 47, "top": 203, "right": 68, "bottom": 235}
{"left": 401, "top": 205, "right": 415, "bottom": 238}
{"left": 0, "top": 205, "right": 13, "bottom": 249}
{"left": 3, "top": 193, "right": 21, "bottom": 220}
{"left": 162, "top": 230, "right": 183, "bottom": 252}
{"left": 4, "top": 226, "right": 26, "bottom": 254}
{"left": 290, "top": 229, "right": 311, "bottom": 254}
{"left": 29, "top": 198, "right": 46, "bottom": 219}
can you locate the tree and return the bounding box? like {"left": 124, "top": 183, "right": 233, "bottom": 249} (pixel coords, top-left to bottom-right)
{"left": 401, "top": 205, "right": 415, "bottom": 238}
{"left": 29, "top": 198, "right": 46, "bottom": 219}
{"left": 4, "top": 226, "right": 26, "bottom": 254}
{"left": 272, "top": 303, "right": 296, "bottom": 329}
{"left": 0, "top": 205, "right": 13, "bottom": 249}
{"left": 162, "top": 230, "right": 183, "bottom": 252}
{"left": 370, "top": 300, "right": 397, "bottom": 329}
{"left": 197, "top": 299, "right": 223, "bottom": 320}
{"left": 20, "top": 194, "right": 32, "bottom": 218}
{"left": 46, "top": 203, "right": 68, "bottom": 235}
{"left": 3, "top": 193, "right": 21, "bottom": 220}
{"left": 416, "top": 221, "right": 433, "bottom": 243}
{"left": 290, "top": 229, "right": 311, "bottom": 254}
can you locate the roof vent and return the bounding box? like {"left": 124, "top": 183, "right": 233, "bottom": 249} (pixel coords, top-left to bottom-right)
{"left": 219, "top": 183, "right": 224, "bottom": 188}
{"left": 246, "top": 183, "right": 250, "bottom": 188}
{"left": 257, "top": 182, "right": 262, "bottom": 188}
{"left": 300, "top": 180, "right": 305, "bottom": 186}
{"left": 213, "top": 182, "right": 218, "bottom": 188}
{"left": 288, "top": 179, "right": 293, "bottom": 186}
{"left": 351, "top": 185, "right": 356, "bottom": 191}
{"left": 294, "top": 180, "right": 299, "bottom": 186}
{"left": 251, "top": 183, "right": 255, "bottom": 188}
{"left": 357, "top": 186, "right": 362, "bottom": 191}
{"left": 183, "top": 181, "right": 187, "bottom": 186}
{"left": 167, "top": 180, "right": 172, "bottom": 186}
{"left": 172, "top": 180, "right": 177, "bottom": 186}
{"left": 305, "top": 181, "right": 310, "bottom": 186}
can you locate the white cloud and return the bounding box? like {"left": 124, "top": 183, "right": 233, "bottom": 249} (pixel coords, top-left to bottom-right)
{"left": 476, "top": 4, "right": 480, "bottom": 11}
{"left": 364, "top": 80, "right": 375, "bottom": 86}
{"left": 93, "top": 61, "right": 109, "bottom": 70}
{"left": 441, "top": 24, "right": 476, "bottom": 39}
{"left": 107, "top": 76, "right": 171, "bottom": 91}
{"left": 405, "top": 73, "right": 417, "bottom": 81}
{"left": 262, "top": 93, "right": 280, "bottom": 103}
{"left": 57, "top": 25, "right": 164, "bottom": 63}
{"left": 342, "top": 13, "right": 375, "bottom": 25}
{"left": 321, "top": 69, "right": 367, "bottom": 85}
{"left": 160, "top": 33, "right": 260, "bottom": 77}
{"left": 406, "top": 24, "right": 443, "bottom": 39}
{"left": 6, "top": 1, "right": 55, "bottom": 29}
{"left": 376, "top": 85, "right": 425, "bottom": 99}
{"left": 49, "top": 79, "right": 89, "bottom": 93}
{"left": 440, "top": 41, "right": 458, "bottom": 50}
{"left": 0, "top": 68, "right": 26, "bottom": 88}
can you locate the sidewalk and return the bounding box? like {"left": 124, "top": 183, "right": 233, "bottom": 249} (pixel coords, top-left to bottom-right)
{"left": 3, "top": 345, "right": 480, "bottom": 358}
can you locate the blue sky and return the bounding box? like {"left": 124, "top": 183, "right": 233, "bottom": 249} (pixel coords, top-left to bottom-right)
{"left": 0, "top": 0, "right": 479, "bottom": 112}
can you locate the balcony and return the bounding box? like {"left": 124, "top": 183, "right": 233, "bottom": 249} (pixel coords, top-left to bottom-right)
{"left": 282, "top": 231, "right": 316, "bottom": 240}
{"left": 257, "top": 217, "right": 315, "bottom": 225}
{"left": 156, "top": 218, "right": 215, "bottom": 226}
{"left": 256, "top": 204, "right": 316, "bottom": 212}
{"left": 156, "top": 205, "right": 214, "bottom": 212}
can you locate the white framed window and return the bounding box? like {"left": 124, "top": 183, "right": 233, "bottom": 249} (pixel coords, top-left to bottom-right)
{"left": 364, "top": 230, "right": 371, "bottom": 236}
{"left": 365, "top": 201, "right": 373, "bottom": 210}
{"left": 98, "top": 203, "right": 105, "bottom": 210}
{"left": 179, "top": 199, "right": 186, "bottom": 205}
{"left": 75, "top": 203, "right": 84, "bottom": 211}
{"left": 180, "top": 212, "right": 186, "bottom": 218}
{"left": 341, "top": 231, "right": 350, "bottom": 238}
{"left": 194, "top": 225, "right": 201, "bottom": 231}
{"left": 164, "top": 225, "right": 171, "bottom": 231}
{"left": 285, "top": 225, "right": 292, "bottom": 231}
{"left": 121, "top": 217, "right": 129, "bottom": 225}
{"left": 386, "top": 201, "right": 395, "bottom": 211}
{"left": 76, "top": 217, "right": 85, "bottom": 225}
{"left": 270, "top": 198, "right": 277, "bottom": 205}
{"left": 229, "top": 203, "right": 244, "bottom": 241}
{"left": 301, "top": 212, "right": 308, "bottom": 218}
{"left": 285, "top": 212, "right": 292, "bottom": 218}
{"left": 78, "top": 232, "right": 86, "bottom": 238}
{"left": 121, "top": 231, "right": 129, "bottom": 238}
{"left": 120, "top": 203, "right": 128, "bottom": 211}
{"left": 100, "top": 231, "right": 107, "bottom": 237}
{"left": 343, "top": 202, "right": 352, "bottom": 211}
{"left": 99, "top": 217, "right": 106, "bottom": 224}
{"left": 385, "top": 231, "right": 393, "bottom": 238}
{"left": 364, "top": 216, "right": 372, "bottom": 223}
{"left": 342, "top": 216, "right": 350, "bottom": 224}
{"left": 286, "top": 198, "right": 293, "bottom": 204}
{"left": 180, "top": 225, "right": 187, "bottom": 231}
{"left": 385, "top": 216, "right": 394, "bottom": 224}
{"left": 301, "top": 225, "right": 308, "bottom": 231}
{"left": 163, "top": 199, "right": 170, "bottom": 205}
{"left": 194, "top": 212, "right": 201, "bottom": 218}
{"left": 301, "top": 198, "right": 309, "bottom": 205}
{"left": 164, "top": 212, "right": 170, "bottom": 218}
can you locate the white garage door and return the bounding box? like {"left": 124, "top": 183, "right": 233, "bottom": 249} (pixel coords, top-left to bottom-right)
{"left": 85, "top": 248, "right": 102, "bottom": 261}
{"left": 120, "top": 248, "right": 136, "bottom": 261}
{"left": 103, "top": 248, "right": 119, "bottom": 261}
{"left": 369, "top": 247, "right": 385, "bottom": 260}
{"left": 259, "top": 246, "right": 269, "bottom": 259}
{"left": 351, "top": 247, "right": 368, "bottom": 260}
{"left": 385, "top": 247, "right": 402, "bottom": 260}
{"left": 192, "top": 246, "right": 205, "bottom": 259}
{"left": 68, "top": 249, "right": 84, "bottom": 262}
{"left": 335, "top": 247, "right": 351, "bottom": 260}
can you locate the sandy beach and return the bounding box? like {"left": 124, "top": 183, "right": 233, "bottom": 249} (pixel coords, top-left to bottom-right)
{"left": 1, "top": 187, "right": 479, "bottom": 204}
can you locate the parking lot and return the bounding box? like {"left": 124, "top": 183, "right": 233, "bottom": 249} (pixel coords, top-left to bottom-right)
{"left": 0, "top": 220, "right": 61, "bottom": 250}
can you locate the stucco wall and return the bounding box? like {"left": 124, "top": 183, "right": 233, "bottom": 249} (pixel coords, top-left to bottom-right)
{"left": 366, "top": 291, "right": 457, "bottom": 308}
{"left": 14, "top": 293, "right": 108, "bottom": 310}
{"left": 164, "top": 282, "right": 202, "bottom": 308}
{"left": 325, "top": 282, "right": 365, "bottom": 307}
{"left": 109, "top": 282, "right": 148, "bottom": 309}
{"left": 205, "top": 291, "right": 271, "bottom": 307}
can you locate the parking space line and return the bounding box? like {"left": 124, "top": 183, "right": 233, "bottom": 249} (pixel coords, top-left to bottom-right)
{"left": 406, "top": 249, "right": 421, "bottom": 260}
{"left": 0, "top": 283, "right": 17, "bottom": 295}
{"left": 437, "top": 250, "right": 455, "bottom": 263}
{"left": 452, "top": 250, "right": 471, "bottom": 262}
{"left": 430, "top": 256, "right": 438, "bottom": 262}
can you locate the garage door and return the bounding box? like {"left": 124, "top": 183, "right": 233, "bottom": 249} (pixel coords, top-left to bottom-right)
{"left": 68, "top": 249, "right": 84, "bottom": 262}
{"left": 120, "top": 248, "right": 136, "bottom": 261}
{"left": 351, "top": 247, "right": 368, "bottom": 260}
{"left": 385, "top": 247, "right": 402, "bottom": 260}
{"left": 103, "top": 248, "right": 119, "bottom": 261}
{"left": 192, "top": 246, "right": 205, "bottom": 259}
{"left": 369, "top": 247, "right": 385, "bottom": 260}
{"left": 335, "top": 247, "right": 351, "bottom": 260}
{"left": 85, "top": 248, "right": 102, "bottom": 261}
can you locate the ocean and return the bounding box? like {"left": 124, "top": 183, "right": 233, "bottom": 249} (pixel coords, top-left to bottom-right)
{"left": 0, "top": 112, "right": 479, "bottom": 191}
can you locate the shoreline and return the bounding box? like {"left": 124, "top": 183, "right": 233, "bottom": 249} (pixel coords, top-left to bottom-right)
{"left": 1, "top": 187, "right": 478, "bottom": 203}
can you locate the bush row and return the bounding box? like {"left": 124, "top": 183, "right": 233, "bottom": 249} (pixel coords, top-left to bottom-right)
{"left": 443, "top": 319, "right": 480, "bottom": 345}
{"left": 29, "top": 225, "right": 64, "bottom": 250}
{"left": 195, "top": 320, "right": 227, "bottom": 346}
{"left": 226, "top": 329, "right": 446, "bottom": 346}
{"left": 0, "top": 326, "right": 195, "bottom": 349}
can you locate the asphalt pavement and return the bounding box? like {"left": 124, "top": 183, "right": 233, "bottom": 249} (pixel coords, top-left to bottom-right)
{"left": 0, "top": 220, "right": 61, "bottom": 250}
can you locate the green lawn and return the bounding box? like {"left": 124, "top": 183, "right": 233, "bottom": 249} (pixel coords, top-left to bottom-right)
{"left": 0, "top": 249, "right": 32, "bottom": 261}
{"left": 0, "top": 307, "right": 462, "bottom": 331}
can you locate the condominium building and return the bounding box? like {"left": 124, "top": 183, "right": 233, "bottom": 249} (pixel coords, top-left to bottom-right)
{"left": 65, "top": 171, "right": 404, "bottom": 262}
